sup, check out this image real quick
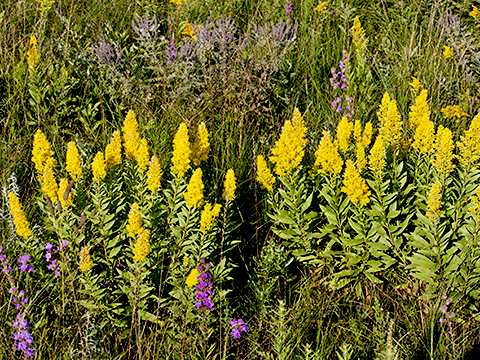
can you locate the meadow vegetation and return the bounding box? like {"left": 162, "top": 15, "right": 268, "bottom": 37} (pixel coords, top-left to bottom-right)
{"left": 1, "top": 0, "right": 480, "bottom": 358}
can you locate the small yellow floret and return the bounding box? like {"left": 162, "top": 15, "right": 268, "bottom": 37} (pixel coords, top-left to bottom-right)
{"left": 91, "top": 151, "right": 107, "bottom": 182}
{"left": 458, "top": 112, "right": 480, "bottom": 168}
{"left": 27, "top": 35, "right": 40, "bottom": 76}
{"left": 133, "top": 229, "right": 151, "bottom": 262}
{"left": 126, "top": 202, "right": 143, "bottom": 238}
{"left": 200, "top": 203, "right": 222, "bottom": 234}
{"left": 314, "top": 1, "right": 327, "bottom": 14}
{"left": 369, "top": 138, "right": 386, "bottom": 175}
{"left": 223, "top": 169, "right": 237, "bottom": 201}
{"left": 171, "top": 122, "right": 192, "bottom": 177}
{"left": 441, "top": 105, "right": 468, "bottom": 120}
{"left": 42, "top": 162, "right": 58, "bottom": 203}
{"left": 409, "top": 89, "right": 430, "bottom": 129}
{"left": 432, "top": 125, "right": 454, "bottom": 175}
{"left": 470, "top": 6, "right": 480, "bottom": 17}
{"left": 443, "top": 45, "right": 454, "bottom": 59}
{"left": 410, "top": 77, "right": 423, "bottom": 93}
{"left": 341, "top": 160, "right": 370, "bottom": 206}
{"left": 378, "top": 92, "right": 402, "bottom": 146}
{"left": 351, "top": 16, "right": 367, "bottom": 55}
{"left": 147, "top": 155, "right": 163, "bottom": 192}
{"left": 336, "top": 117, "right": 353, "bottom": 153}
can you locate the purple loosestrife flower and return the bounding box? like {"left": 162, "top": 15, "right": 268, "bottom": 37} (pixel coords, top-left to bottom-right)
{"left": 285, "top": 0, "right": 293, "bottom": 15}
{"left": 230, "top": 318, "right": 248, "bottom": 339}
{"left": 330, "top": 50, "right": 354, "bottom": 120}
{"left": 18, "top": 254, "right": 34, "bottom": 273}
{"left": 439, "top": 292, "right": 455, "bottom": 324}
{"left": 193, "top": 258, "right": 215, "bottom": 311}
{"left": 44, "top": 242, "right": 61, "bottom": 277}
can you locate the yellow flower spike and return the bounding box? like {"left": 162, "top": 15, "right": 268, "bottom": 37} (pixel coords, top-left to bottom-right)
{"left": 200, "top": 203, "right": 222, "bottom": 234}
{"left": 314, "top": 1, "right": 327, "bottom": 14}
{"left": 27, "top": 35, "right": 40, "bottom": 76}
{"left": 223, "top": 169, "right": 237, "bottom": 202}
{"left": 432, "top": 125, "right": 454, "bottom": 175}
{"left": 336, "top": 117, "right": 353, "bottom": 153}
{"left": 7, "top": 192, "right": 32, "bottom": 238}
{"left": 441, "top": 105, "right": 468, "bottom": 120}
{"left": 147, "top": 155, "right": 163, "bottom": 192}
{"left": 191, "top": 122, "right": 210, "bottom": 166}
{"left": 32, "top": 129, "right": 56, "bottom": 174}
{"left": 66, "top": 141, "right": 82, "bottom": 180}
{"left": 57, "top": 178, "right": 73, "bottom": 209}
{"left": 409, "top": 89, "right": 430, "bottom": 129}
{"left": 91, "top": 152, "right": 107, "bottom": 182}
{"left": 42, "top": 162, "right": 58, "bottom": 203}
{"left": 122, "top": 110, "right": 140, "bottom": 160}
{"left": 314, "top": 131, "right": 343, "bottom": 177}
{"left": 182, "top": 23, "right": 201, "bottom": 41}
{"left": 170, "top": 0, "right": 186, "bottom": 5}
{"left": 469, "top": 186, "right": 480, "bottom": 222}
{"left": 369, "top": 137, "right": 386, "bottom": 175}
{"left": 171, "top": 122, "right": 192, "bottom": 178}
{"left": 186, "top": 267, "right": 200, "bottom": 287}
{"left": 184, "top": 168, "right": 204, "bottom": 208}
{"left": 412, "top": 119, "right": 435, "bottom": 155}
{"left": 353, "top": 120, "right": 362, "bottom": 141}
{"left": 256, "top": 155, "right": 276, "bottom": 192}
{"left": 377, "top": 92, "right": 402, "bottom": 146}
{"left": 126, "top": 202, "right": 143, "bottom": 238}
{"left": 361, "top": 122, "right": 373, "bottom": 148}
{"left": 79, "top": 246, "right": 93, "bottom": 271}
{"left": 427, "top": 181, "right": 443, "bottom": 222}
{"left": 135, "top": 138, "right": 149, "bottom": 172}
{"left": 410, "top": 77, "right": 423, "bottom": 93}
{"left": 341, "top": 160, "right": 370, "bottom": 206}
{"left": 355, "top": 143, "right": 367, "bottom": 172}
{"left": 443, "top": 45, "right": 454, "bottom": 59}
{"left": 270, "top": 108, "right": 308, "bottom": 176}
{"left": 105, "top": 131, "right": 122, "bottom": 171}
{"left": 133, "top": 229, "right": 151, "bottom": 262}
{"left": 458, "top": 112, "right": 480, "bottom": 168}
{"left": 351, "top": 16, "right": 367, "bottom": 55}
{"left": 470, "top": 6, "right": 480, "bottom": 18}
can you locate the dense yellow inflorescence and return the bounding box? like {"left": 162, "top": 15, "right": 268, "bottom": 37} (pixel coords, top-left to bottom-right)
{"left": 126, "top": 202, "right": 143, "bottom": 238}
{"left": 191, "top": 122, "right": 210, "bottom": 166}
{"left": 336, "top": 117, "right": 353, "bottom": 153}
{"left": 105, "top": 131, "right": 122, "bottom": 171}
{"left": 79, "top": 246, "right": 93, "bottom": 271}
{"left": 341, "top": 160, "right": 370, "bottom": 206}
{"left": 57, "top": 178, "right": 73, "bottom": 209}
{"left": 171, "top": 122, "right": 192, "bottom": 177}
{"left": 256, "top": 155, "right": 276, "bottom": 191}
{"left": 351, "top": 16, "right": 367, "bottom": 55}
{"left": 427, "top": 181, "right": 443, "bottom": 222}
{"left": 92, "top": 151, "right": 107, "bottom": 182}
{"left": 314, "top": 131, "right": 343, "bottom": 177}
{"left": 369, "top": 138, "right": 386, "bottom": 175}
{"left": 200, "top": 203, "right": 222, "bottom": 234}
{"left": 42, "top": 161, "right": 58, "bottom": 203}
{"left": 378, "top": 92, "right": 402, "bottom": 146}
{"left": 413, "top": 118, "right": 435, "bottom": 154}
{"left": 133, "top": 229, "right": 151, "bottom": 262}
{"left": 409, "top": 89, "right": 430, "bottom": 129}
{"left": 122, "top": 110, "right": 140, "bottom": 160}
{"left": 410, "top": 77, "right": 423, "bottom": 93}
{"left": 469, "top": 186, "right": 480, "bottom": 222}
{"left": 184, "top": 168, "right": 204, "bottom": 208}
{"left": 458, "top": 112, "right": 480, "bottom": 168}
{"left": 443, "top": 45, "right": 454, "bottom": 59}
{"left": 27, "top": 35, "right": 40, "bottom": 76}
{"left": 66, "top": 141, "right": 82, "bottom": 180}
{"left": 441, "top": 105, "right": 468, "bottom": 119}
{"left": 314, "top": 1, "right": 327, "bottom": 14}
{"left": 8, "top": 192, "right": 32, "bottom": 238}
{"left": 32, "top": 129, "right": 56, "bottom": 174}
{"left": 186, "top": 268, "right": 200, "bottom": 287}
{"left": 135, "top": 138, "right": 150, "bottom": 172}
{"left": 432, "top": 125, "right": 454, "bottom": 175}
{"left": 269, "top": 108, "right": 308, "bottom": 176}
{"left": 223, "top": 169, "right": 237, "bottom": 201}
{"left": 147, "top": 155, "right": 163, "bottom": 192}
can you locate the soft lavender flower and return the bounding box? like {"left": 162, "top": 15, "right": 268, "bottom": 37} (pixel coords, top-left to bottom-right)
{"left": 230, "top": 318, "right": 248, "bottom": 339}
{"left": 44, "top": 242, "right": 54, "bottom": 251}
{"left": 9, "top": 287, "right": 17, "bottom": 293}
{"left": 0, "top": 254, "right": 6, "bottom": 261}
{"left": 60, "top": 240, "right": 68, "bottom": 250}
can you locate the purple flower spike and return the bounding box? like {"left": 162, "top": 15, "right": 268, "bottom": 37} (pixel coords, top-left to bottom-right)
{"left": 230, "top": 318, "right": 249, "bottom": 340}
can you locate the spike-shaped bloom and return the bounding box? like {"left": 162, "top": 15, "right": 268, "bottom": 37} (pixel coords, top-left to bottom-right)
{"left": 457, "top": 112, "right": 480, "bottom": 168}
{"left": 413, "top": 119, "right": 435, "bottom": 154}
{"left": 356, "top": 143, "right": 367, "bottom": 172}
{"left": 410, "top": 77, "right": 423, "bottom": 93}
{"left": 200, "top": 203, "right": 222, "bottom": 234}
{"left": 269, "top": 108, "right": 308, "bottom": 176}
{"left": 409, "top": 89, "right": 430, "bottom": 129}
{"left": 443, "top": 45, "right": 454, "bottom": 59}
{"left": 184, "top": 168, "right": 204, "bottom": 208}
{"left": 105, "top": 130, "right": 122, "bottom": 171}
{"left": 314, "top": 131, "right": 343, "bottom": 176}
{"left": 122, "top": 110, "right": 140, "bottom": 160}
{"left": 42, "top": 160, "right": 58, "bottom": 203}
{"left": 351, "top": 16, "right": 367, "bottom": 55}
{"left": 427, "top": 181, "right": 443, "bottom": 221}
{"left": 126, "top": 203, "right": 143, "bottom": 238}
{"left": 32, "top": 129, "right": 56, "bottom": 174}
{"left": 441, "top": 105, "right": 468, "bottom": 120}
{"left": 341, "top": 160, "right": 370, "bottom": 206}
{"left": 135, "top": 138, "right": 149, "bottom": 172}
{"left": 65, "top": 141, "right": 82, "bottom": 180}
{"left": 133, "top": 229, "right": 151, "bottom": 262}
{"left": 360, "top": 122, "right": 373, "bottom": 148}
{"left": 171, "top": 122, "right": 192, "bottom": 177}
{"left": 186, "top": 268, "right": 200, "bottom": 287}
{"left": 191, "top": 122, "right": 210, "bottom": 166}
{"left": 147, "top": 155, "right": 162, "bottom": 192}
{"left": 27, "top": 35, "right": 40, "bottom": 76}
{"left": 79, "top": 246, "right": 93, "bottom": 271}
{"left": 369, "top": 138, "right": 386, "bottom": 175}
{"left": 8, "top": 192, "right": 32, "bottom": 238}
{"left": 223, "top": 169, "right": 237, "bottom": 201}
{"left": 256, "top": 155, "right": 276, "bottom": 191}
{"left": 57, "top": 178, "right": 73, "bottom": 209}
{"left": 336, "top": 117, "right": 353, "bottom": 153}
{"left": 91, "top": 151, "right": 106, "bottom": 182}
{"left": 378, "top": 92, "right": 402, "bottom": 146}
{"left": 432, "top": 125, "right": 454, "bottom": 175}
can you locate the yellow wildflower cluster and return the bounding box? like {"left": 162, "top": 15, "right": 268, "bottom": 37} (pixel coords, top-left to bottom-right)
{"left": 458, "top": 112, "right": 480, "bottom": 168}
{"left": 135, "top": 138, "right": 150, "bottom": 172}
{"left": 184, "top": 168, "right": 204, "bottom": 208}
{"left": 126, "top": 202, "right": 143, "bottom": 238}
{"left": 341, "top": 160, "right": 370, "bottom": 206}
{"left": 410, "top": 77, "right": 423, "bottom": 93}
{"left": 432, "top": 125, "right": 454, "bottom": 175}
{"left": 66, "top": 141, "right": 82, "bottom": 180}
{"left": 378, "top": 92, "right": 402, "bottom": 146}
{"left": 57, "top": 178, "right": 73, "bottom": 209}
{"left": 270, "top": 108, "right": 308, "bottom": 176}
{"left": 314, "top": 1, "right": 327, "bottom": 14}
{"left": 42, "top": 162, "right": 58, "bottom": 203}
{"left": 35, "top": 0, "right": 55, "bottom": 12}
{"left": 351, "top": 16, "right": 367, "bottom": 55}
{"left": 353, "top": 121, "right": 372, "bottom": 172}
{"left": 8, "top": 192, "right": 32, "bottom": 238}
{"left": 356, "top": 145, "right": 367, "bottom": 172}
{"left": 314, "top": 131, "right": 343, "bottom": 177}
{"left": 27, "top": 35, "right": 40, "bottom": 76}
{"left": 413, "top": 119, "right": 435, "bottom": 155}
{"left": 171, "top": 122, "right": 192, "bottom": 177}
{"left": 409, "top": 89, "right": 430, "bottom": 129}
{"left": 122, "top": 110, "right": 140, "bottom": 160}
{"left": 200, "top": 203, "right": 222, "bottom": 234}
{"left": 91, "top": 152, "right": 107, "bottom": 182}
{"left": 471, "top": 6, "right": 480, "bottom": 18}
{"left": 369, "top": 138, "right": 386, "bottom": 175}
{"left": 170, "top": 0, "right": 186, "bottom": 5}
{"left": 427, "top": 181, "right": 443, "bottom": 222}
{"left": 147, "top": 155, "right": 163, "bottom": 192}
{"left": 32, "top": 129, "right": 56, "bottom": 174}
{"left": 336, "top": 117, "right": 353, "bottom": 153}
{"left": 256, "top": 155, "right": 276, "bottom": 191}
{"left": 186, "top": 268, "right": 200, "bottom": 287}
{"left": 133, "top": 229, "right": 151, "bottom": 262}
{"left": 469, "top": 186, "right": 480, "bottom": 222}
{"left": 191, "top": 122, "right": 210, "bottom": 166}
{"left": 223, "top": 169, "right": 237, "bottom": 201}
{"left": 441, "top": 105, "right": 468, "bottom": 120}
{"left": 105, "top": 131, "right": 122, "bottom": 171}
{"left": 443, "top": 45, "right": 454, "bottom": 59}
{"left": 182, "top": 23, "right": 201, "bottom": 41}
{"left": 79, "top": 246, "right": 93, "bottom": 271}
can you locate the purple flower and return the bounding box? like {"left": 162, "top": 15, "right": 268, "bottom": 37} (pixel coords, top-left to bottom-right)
{"left": 439, "top": 304, "right": 448, "bottom": 313}
{"left": 19, "top": 255, "right": 31, "bottom": 264}
{"left": 45, "top": 252, "right": 52, "bottom": 261}
{"left": 285, "top": 0, "right": 293, "bottom": 15}
{"left": 60, "top": 241, "right": 68, "bottom": 250}
{"left": 230, "top": 318, "right": 248, "bottom": 340}
{"left": 44, "top": 243, "right": 54, "bottom": 251}
{"left": 9, "top": 287, "right": 17, "bottom": 293}
{"left": 0, "top": 254, "right": 6, "bottom": 261}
